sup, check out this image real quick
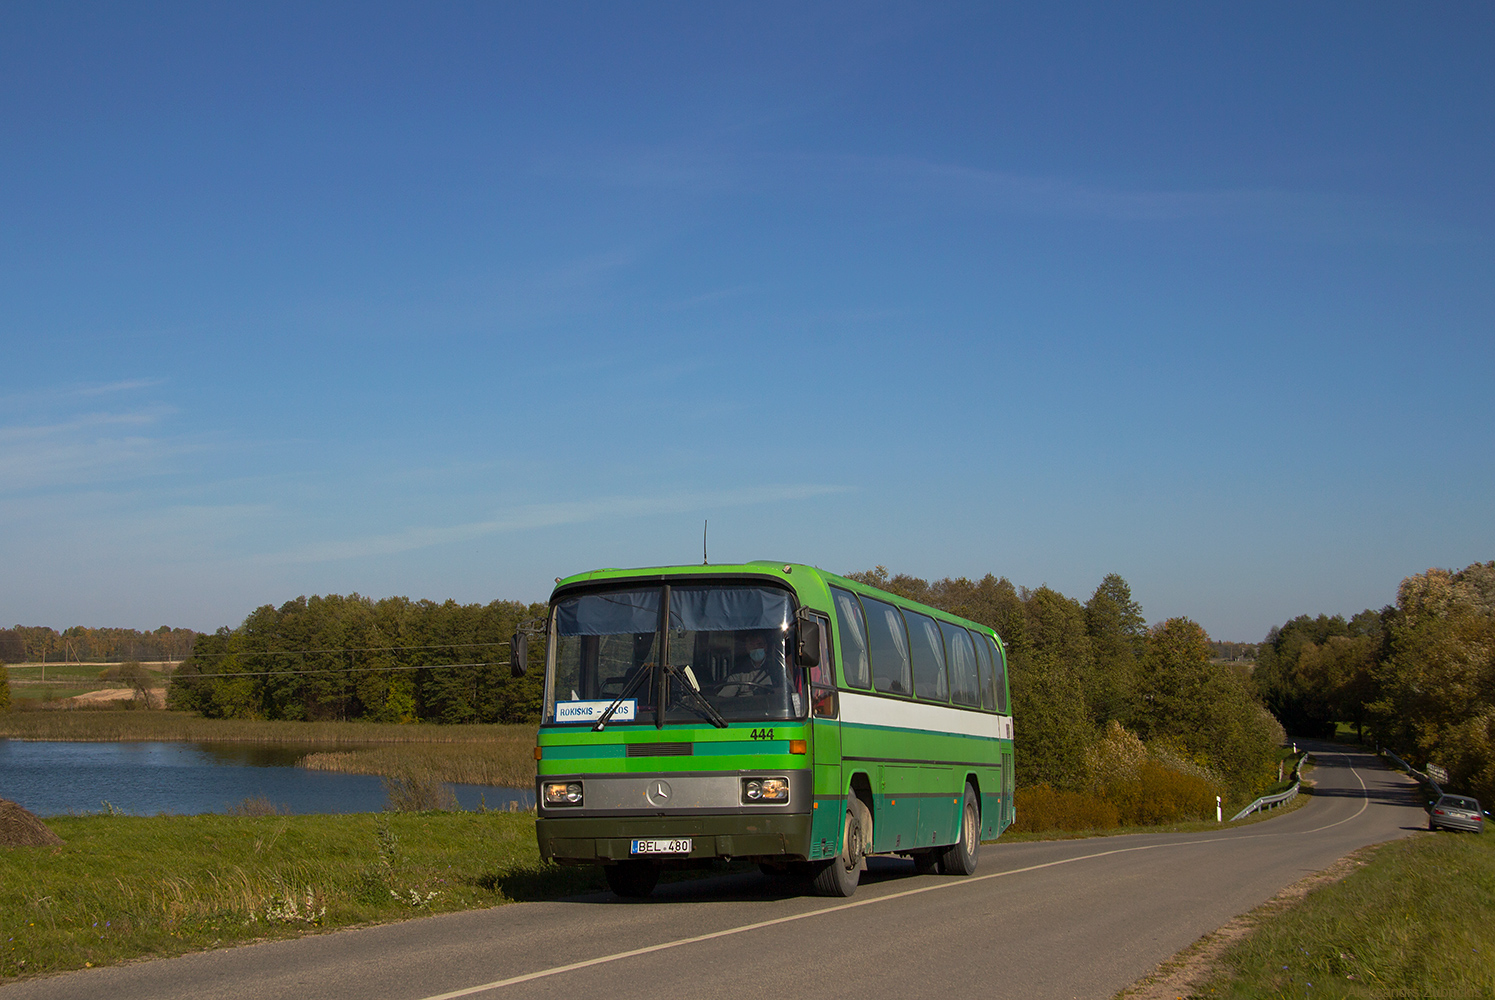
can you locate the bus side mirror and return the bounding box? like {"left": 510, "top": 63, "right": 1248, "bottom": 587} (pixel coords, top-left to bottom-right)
{"left": 796, "top": 619, "right": 821, "bottom": 668}
{"left": 510, "top": 632, "right": 528, "bottom": 677}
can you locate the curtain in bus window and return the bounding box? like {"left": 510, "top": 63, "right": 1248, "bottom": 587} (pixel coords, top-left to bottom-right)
{"left": 669, "top": 587, "right": 791, "bottom": 632}
{"left": 907, "top": 612, "right": 949, "bottom": 702}
{"left": 970, "top": 628, "right": 995, "bottom": 710}
{"left": 941, "top": 621, "right": 980, "bottom": 706}
{"left": 831, "top": 588, "right": 871, "bottom": 689}
{"left": 863, "top": 597, "right": 911, "bottom": 696}
{"left": 555, "top": 590, "right": 660, "bottom": 635}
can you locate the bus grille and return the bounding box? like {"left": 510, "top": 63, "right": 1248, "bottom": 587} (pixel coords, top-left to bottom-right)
{"left": 626, "top": 742, "right": 694, "bottom": 757}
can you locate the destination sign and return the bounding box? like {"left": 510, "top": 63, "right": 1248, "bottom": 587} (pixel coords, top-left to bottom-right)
{"left": 555, "top": 699, "right": 635, "bottom": 722}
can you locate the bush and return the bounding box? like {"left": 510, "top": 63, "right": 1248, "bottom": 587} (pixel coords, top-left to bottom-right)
{"left": 1011, "top": 785, "right": 1120, "bottom": 832}
{"left": 381, "top": 770, "right": 457, "bottom": 812}
{"left": 0, "top": 669, "right": 10, "bottom": 713}
{"left": 1105, "top": 759, "right": 1220, "bottom": 826}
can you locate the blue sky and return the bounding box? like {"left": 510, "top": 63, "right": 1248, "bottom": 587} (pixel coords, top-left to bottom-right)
{"left": 2, "top": 2, "right": 1491, "bottom": 641}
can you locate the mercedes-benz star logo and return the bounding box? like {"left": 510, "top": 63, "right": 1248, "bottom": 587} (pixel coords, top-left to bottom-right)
{"left": 646, "top": 780, "right": 673, "bottom": 806}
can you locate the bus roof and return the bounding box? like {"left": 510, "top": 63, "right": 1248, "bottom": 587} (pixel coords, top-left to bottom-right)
{"left": 550, "top": 562, "right": 1004, "bottom": 646}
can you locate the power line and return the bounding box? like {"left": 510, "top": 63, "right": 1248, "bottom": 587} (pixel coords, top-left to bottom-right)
{"left": 170, "top": 661, "right": 494, "bottom": 680}
{"left": 184, "top": 640, "right": 520, "bottom": 660}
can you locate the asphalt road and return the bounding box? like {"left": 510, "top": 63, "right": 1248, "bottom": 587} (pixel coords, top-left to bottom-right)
{"left": 4, "top": 741, "right": 1427, "bottom": 1000}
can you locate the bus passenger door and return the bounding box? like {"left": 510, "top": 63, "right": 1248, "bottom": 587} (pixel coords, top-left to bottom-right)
{"left": 805, "top": 611, "right": 844, "bottom": 861}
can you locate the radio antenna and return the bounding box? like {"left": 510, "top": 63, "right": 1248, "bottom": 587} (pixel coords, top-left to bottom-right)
{"left": 703, "top": 520, "right": 709, "bottom": 565}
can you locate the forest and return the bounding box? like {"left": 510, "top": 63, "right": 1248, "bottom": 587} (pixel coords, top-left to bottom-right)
{"left": 0, "top": 625, "right": 197, "bottom": 665}
{"left": 151, "top": 569, "right": 1285, "bottom": 812}
{"left": 12, "top": 559, "right": 1489, "bottom": 808}
{"left": 1255, "top": 559, "right": 1495, "bottom": 806}
{"left": 166, "top": 595, "right": 547, "bottom": 725}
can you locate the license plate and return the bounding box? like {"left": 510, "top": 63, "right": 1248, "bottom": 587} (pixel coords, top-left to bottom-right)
{"left": 631, "top": 838, "right": 691, "bottom": 855}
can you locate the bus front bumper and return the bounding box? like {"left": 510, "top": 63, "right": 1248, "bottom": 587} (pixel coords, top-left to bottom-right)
{"left": 538, "top": 812, "right": 814, "bottom": 865}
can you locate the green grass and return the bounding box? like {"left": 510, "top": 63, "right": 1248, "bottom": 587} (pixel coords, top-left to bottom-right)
{"left": 5, "top": 664, "right": 151, "bottom": 683}
{"left": 1200, "top": 828, "right": 1495, "bottom": 999}
{"left": 7, "top": 688, "right": 101, "bottom": 704}
{"left": 0, "top": 811, "right": 604, "bottom": 982}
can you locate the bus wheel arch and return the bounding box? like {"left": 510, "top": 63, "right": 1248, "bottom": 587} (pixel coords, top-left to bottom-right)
{"left": 849, "top": 772, "right": 874, "bottom": 857}
{"left": 964, "top": 773, "right": 983, "bottom": 834}
{"left": 934, "top": 783, "right": 980, "bottom": 876}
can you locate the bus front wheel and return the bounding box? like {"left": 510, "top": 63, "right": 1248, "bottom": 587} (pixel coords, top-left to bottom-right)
{"left": 935, "top": 785, "right": 980, "bottom": 876}
{"left": 605, "top": 861, "right": 659, "bottom": 898}
{"left": 812, "top": 798, "right": 869, "bottom": 897}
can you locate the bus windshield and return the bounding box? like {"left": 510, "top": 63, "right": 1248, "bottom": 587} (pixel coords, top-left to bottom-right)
{"left": 547, "top": 584, "right": 805, "bottom": 725}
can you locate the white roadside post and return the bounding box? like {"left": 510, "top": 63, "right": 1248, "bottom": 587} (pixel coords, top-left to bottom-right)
{"left": 1216, "top": 795, "right": 1222, "bottom": 823}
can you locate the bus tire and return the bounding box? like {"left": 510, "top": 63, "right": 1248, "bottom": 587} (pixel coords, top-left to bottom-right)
{"left": 935, "top": 785, "right": 980, "bottom": 876}
{"left": 812, "top": 801, "right": 867, "bottom": 897}
{"left": 912, "top": 850, "right": 939, "bottom": 874}
{"left": 604, "top": 861, "right": 659, "bottom": 898}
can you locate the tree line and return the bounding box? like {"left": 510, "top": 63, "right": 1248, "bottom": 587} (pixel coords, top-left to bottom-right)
{"left": 1254, "top": 559, "right": 1495, "bottom": 805}
{"left": 0, "top": 625, "right": 198, "bottom": 664}
{"left": 12, "top": 569, "right": 1290, "bottom": 803}
{"left": 844, "top": 568, "right": 1284, "bottom": 797}
{"left": 168, "top": 594, "right": 547, "bottom": 725}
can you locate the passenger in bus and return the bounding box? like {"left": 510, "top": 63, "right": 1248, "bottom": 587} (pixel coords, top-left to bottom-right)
{"left": 717, "top": 631, "right": 777, "bottom": 697}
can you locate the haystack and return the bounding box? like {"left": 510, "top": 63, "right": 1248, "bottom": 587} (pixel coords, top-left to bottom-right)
{"left": 0, "top": 798, "right": 64, "bottom": 847}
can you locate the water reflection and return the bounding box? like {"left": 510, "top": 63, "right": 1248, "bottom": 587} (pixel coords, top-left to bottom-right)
{"left": 0, "top": 739, "right": 534, "bottom": 817}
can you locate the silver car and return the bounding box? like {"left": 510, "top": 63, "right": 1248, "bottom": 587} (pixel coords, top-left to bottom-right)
{"left": 1429, "top": 794, "right": 1484, "bottom": 833}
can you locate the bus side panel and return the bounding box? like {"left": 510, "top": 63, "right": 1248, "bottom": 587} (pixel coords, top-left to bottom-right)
{"left": 875, "top": 763, "right": 922, "bottom": 852}
{"left": 809, "top": 716, "right": 844, "bottom": 860}
{"left": 917, "top": 765, "right": 961, "bottom": 847}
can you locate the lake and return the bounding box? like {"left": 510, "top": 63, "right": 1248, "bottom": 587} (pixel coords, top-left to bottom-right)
{"left": 0, "top": 739, "right": 535, "bottom": 817}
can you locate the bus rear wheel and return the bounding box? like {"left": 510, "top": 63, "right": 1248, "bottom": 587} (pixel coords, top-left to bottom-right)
{"left": 604, "top": 861, "right": 659, "bottom": 898}
{"left": 812, "top": 798, "right": 869, "bottom": 897}
{"left": 935, "top": 785, "right": 980, "bottom": 876}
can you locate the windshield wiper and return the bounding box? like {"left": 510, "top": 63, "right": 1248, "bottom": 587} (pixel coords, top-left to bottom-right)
{"left": 662, "top": 663, "right": 729, "bottom": 728}
{"left": 592, "top": 662, "right": 655, "bottom": 732}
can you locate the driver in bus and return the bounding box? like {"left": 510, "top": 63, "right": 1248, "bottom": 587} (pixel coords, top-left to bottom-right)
{"left": 717, "top": 630, "right": 777, "bottom": 697}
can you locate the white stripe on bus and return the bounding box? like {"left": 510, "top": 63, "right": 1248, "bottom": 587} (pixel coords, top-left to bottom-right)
{"left": 838, "top": 691, "right": 1012, "bottom": 740}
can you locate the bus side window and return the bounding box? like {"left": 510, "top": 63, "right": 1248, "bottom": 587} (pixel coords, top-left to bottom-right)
{"left": 906, "top": 611, "right": 949, "bottom": 703}
{"left": 806, "top": 610, "right": 838, "bottom": 718}
{"left": 970, "top": 628, "right": 995, "bottom": 711}
{"left": 804, "top": 611, "right": 833, "bottom": 686}
{"left": 831, "top": 588, "right": 870, "bottom": 689}
{"left": 862, "top": 597, "right": 912, "bottom": 696}
{"left": 987, "top": 635, "right": 1010, "bottom": 714}
{"left": 941, "top": 621, "right": 980, "bottom": 707}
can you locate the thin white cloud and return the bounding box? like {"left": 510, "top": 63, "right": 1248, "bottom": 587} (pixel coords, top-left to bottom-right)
{"left": 799, "top": 153, "right": 1467, "bottom": 243}
{"left": 256, "top": 484, "right": 852, "bottom": 565}
{"left": 0, "top": 405, "right": 190, "bottom": 492}
{"left": 72, "top": 379, "right": 167, "bottom": 397}
{"left": 0, "top": 379, "right": 167, "bottom": 409}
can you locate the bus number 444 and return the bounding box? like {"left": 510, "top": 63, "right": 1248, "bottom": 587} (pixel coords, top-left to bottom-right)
{"left": 749, "top": 728, "right": 774, "bottom": 741}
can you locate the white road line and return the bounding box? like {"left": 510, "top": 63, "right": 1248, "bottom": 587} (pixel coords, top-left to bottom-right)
{"left": 415, "top": 750, "right": 1384, "bottom": 1000}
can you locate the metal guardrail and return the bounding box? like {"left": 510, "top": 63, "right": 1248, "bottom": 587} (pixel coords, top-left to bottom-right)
{"left": 1379, "top": 747, "right": 1443, "bottom": 797}
{"left": 1230, "top": 753, "right": 1310, "bottom": 822}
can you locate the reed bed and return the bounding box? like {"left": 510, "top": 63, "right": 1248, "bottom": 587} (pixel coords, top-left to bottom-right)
{"left": 0, "top": 710, "right": 536, "bottom": 748}
{"left": 299, "top": 741, "right": 535, "bottom": 788}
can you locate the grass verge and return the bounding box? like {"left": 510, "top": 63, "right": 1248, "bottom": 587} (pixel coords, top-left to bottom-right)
{"left": 1194, "top": 829, "right": 1495, "bottom": 999}
{"left": 0, "top": 811, "right": 603, "bottom": 982}
{"left": 995, "top": 789, "right": 1311, "bottom": 843}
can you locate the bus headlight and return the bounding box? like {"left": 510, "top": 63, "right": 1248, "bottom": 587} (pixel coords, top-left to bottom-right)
{"left": 742, "top": 777, "right": 789, "bottom": 803}
{"left": 544, "top": 781, "right": 583, "bottom": 806}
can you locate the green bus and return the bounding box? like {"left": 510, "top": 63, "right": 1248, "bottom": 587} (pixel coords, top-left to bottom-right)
{"left": 521, "top": 561, "right": 1015, "bottom": 898}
